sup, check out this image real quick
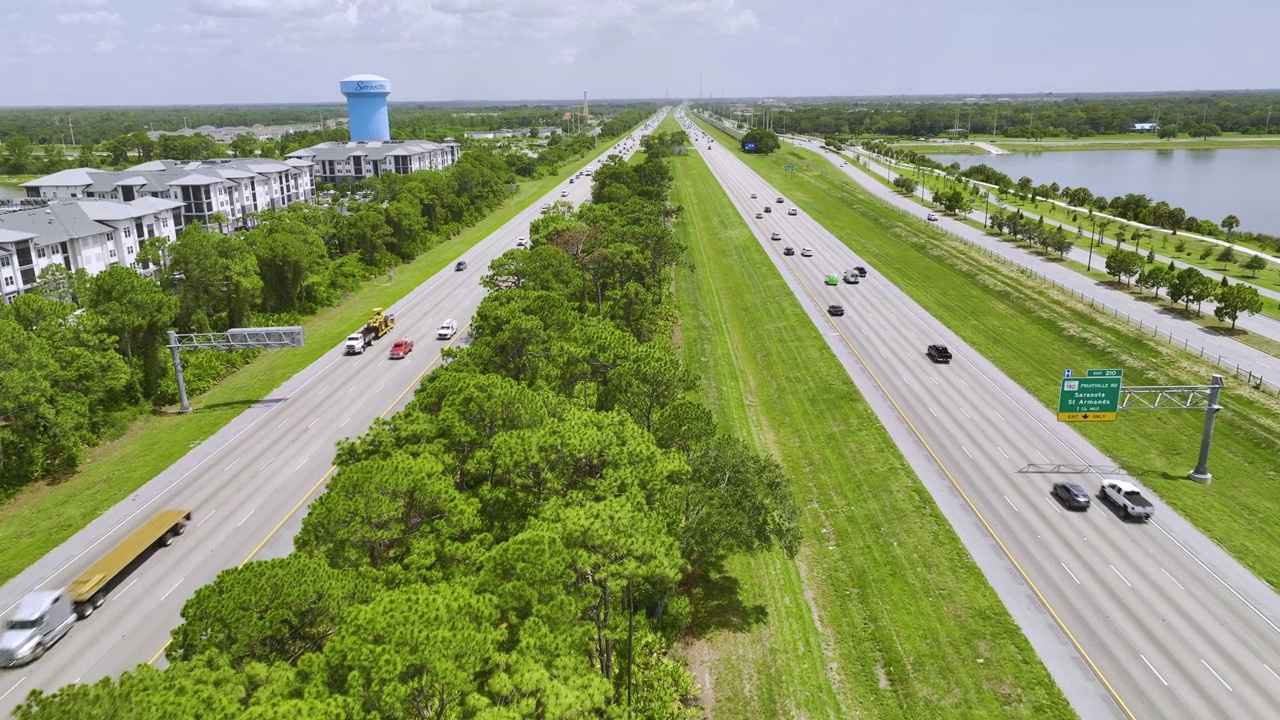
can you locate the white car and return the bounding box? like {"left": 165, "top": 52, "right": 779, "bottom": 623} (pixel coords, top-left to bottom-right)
{"left": 436, "top": 319, "right": 458, "bottom": 340}
{"left": 515, "top": 237, "right": 528, "bottom": 248}
{"left": 927, "top": 213, "right": 938, "bottom": 221}
{"left": 750, "top": 193, "right": 757, "bottom": 199}
{"left": 560, "top": 190, "right": 569, "bottom": 197}
{"left": 788, "top": 208, "right": 798, "bottom": 216}
{"left": 800, "top": 248, "right": 813, "bottom": 257}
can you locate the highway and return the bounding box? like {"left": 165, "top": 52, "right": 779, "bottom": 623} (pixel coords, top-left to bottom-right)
{"left": 0, "top": 110, "right": 666, "bottom": 716}
{"left": 798, "top": 135, "right": 1280, "bottom": 388}
{"left": 679, "top": 109, "right": 1280, "bottom": 720}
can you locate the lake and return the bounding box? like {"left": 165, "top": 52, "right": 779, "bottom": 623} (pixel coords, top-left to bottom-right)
{"left": 0, "top": 182, "right": 24, "bottom": 199}
{"left": 934, "top": 148, "right": 1280, "bottom": 236}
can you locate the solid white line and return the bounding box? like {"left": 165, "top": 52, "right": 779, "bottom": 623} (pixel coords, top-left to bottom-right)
{"left": 223, "top": 457, "right": 240, "bottom": 472}
{"left": 237, "top": 509, "right": 255, "bottom": 527}
{"left": 1264, "top": 663, "right": 1280, "bottom": 683}
{"left": 1150, "top": 522, "right": 1280, "bottom": 636}
{"left": 928, "top": 406, "right": 937, "bottom": 417}
{"left": 996, "top": 446, "right": 1010, "bottom": 459}
{"left": 195, "top": 510, "right": 216, "bottom": 528}
{"left": 340, "top": 417, "right": 351, "bottom": 427}
{"left": 1110, "top": 564, "right": 1134, "bottom": 588}
{"left": 1004, "top": 495, "right": 1019, "bottom": 512}
{"left": 0, "top": 678, "right": 26, "bottom": 703}
{"left": 160, "top": 579, "right": 183, "bottom": 602}
{"left": 1140, "top": 654, "right": 1169, "bottom": 686}
{"left": 307, "top": 417, "right": 320, "bottom": 429}
{"left": 1061, "top": 563, "right": 1081, "bottom": 585}
{"left": 114, "top": 577, "right": 139, "bottom": 600}
{"left": 293, "top": 456, "right": 310, "bottom": 472}
{"left": 1161, "top": 567, "right": 1186, "bottom": 591}
{"left": 962, "top": 446, "right": 973, "bottom": 459}
{"left": 960, "top": 407, "right": 971, "bottom": 419}
{"left": 1201, "top": 659, "right": 1233, "bottom": 691}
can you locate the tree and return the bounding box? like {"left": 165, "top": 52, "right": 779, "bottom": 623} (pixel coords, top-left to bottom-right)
{"left": 1214, "top": 284, "right": 1263, "bottom": 329}
{"left": 82, "top": 265, "right": 179, "bottom": 399}
{"left": 248, "top": 216, "right": 331, "bottom": 313}
{"left": 1166, "top": 206, "right": 1187, "bottom": 235}
{"left": 1157, "top": 124, "right": 1179, "bottom": 139}
{"left": 892, "top": 175, "right": 917, "bottom": 194}
{"left": 1104, "top": 249, "right": 1144, "bottom": 286}
{"left": 229, "top": 132, "right": 260, "bottom": 158}
{"left": 739, "top": 128, "right": 780, "bottom": 154}
{"left": 1137, "top": 265, "right": 1170, "bottom": 298}
{"left": 932, "top": 187, "right": 972, "bottom": 215}
{"left": 1221, "top": 214, "right": 1240, "bottom": 237}
{"left": 1197, "top": 123, "right": 1222, "bottom": 139}
{"left": 1, "top": 135, "right": 34, "bottom": 174}
{"left": 167, "top": 225, "right": 263, "bottom": 331}
{"left": 1216, "top": 244, "right": 1237, "bottom": 267}
{"left": 1243, "top": 253, "right": 1269, "bottom": 277}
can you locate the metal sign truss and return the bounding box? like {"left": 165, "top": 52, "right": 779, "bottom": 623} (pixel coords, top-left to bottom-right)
{"left": 1017, "top": 464, "right": 1129, "bottom": 476}
{"left": 1118, "top": 385, "right": 1215, "bottom": 411}
{"left": 166, "top": 327, "right": 305, "bottom": 412}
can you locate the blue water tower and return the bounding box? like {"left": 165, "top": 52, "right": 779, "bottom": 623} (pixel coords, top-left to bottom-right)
{"left": 340, "top": 74, "right": 391, "bottom": 142}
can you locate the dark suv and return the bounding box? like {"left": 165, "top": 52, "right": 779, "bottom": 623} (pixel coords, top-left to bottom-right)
{"left": 828, "top": 304, "right": 845, "bottom": 316}
{"left": 454, "top": 260, "right": 468, "bottom": 272}
{"left": 783, "top": 246, "right": 795, "bottom": 256}
{"left": 926, "top": 344, "right": 952, "bottom": 363}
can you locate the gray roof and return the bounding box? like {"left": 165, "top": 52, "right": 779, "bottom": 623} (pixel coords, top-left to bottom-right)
{"left": 0, "top": 198, "right": 179, "bottom": 248}
{"left": 10, "top": 591, "right": 62, "bottom": 621}
{"left": 290, "top": 139, "right": 460, "bottom": 163}
{"left": 24, "top": 159, "right": 308, "bottom": 197}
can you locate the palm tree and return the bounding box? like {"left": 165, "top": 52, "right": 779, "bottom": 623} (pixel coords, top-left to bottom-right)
{"left": 208, "top": 210, "right": 229, "bottom": 234}
{"left": 1221, "top": 215, "right": 1240, "bottom": 238}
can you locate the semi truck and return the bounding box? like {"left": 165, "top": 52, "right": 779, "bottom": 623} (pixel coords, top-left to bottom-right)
{"left": 344, "top": 308, "right": 397, "bottom": 355}
{"left": 0, "top": 509, "right": 191, "bottom": 667}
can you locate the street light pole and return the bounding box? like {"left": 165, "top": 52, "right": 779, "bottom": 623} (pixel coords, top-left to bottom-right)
{"left": 1087, "top": 217, "right": 1097, "bottom": 271}
{"left": 983, "top": 193, "right": 990, "bottom": 227}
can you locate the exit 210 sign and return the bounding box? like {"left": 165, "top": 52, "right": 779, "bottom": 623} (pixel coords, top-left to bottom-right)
{"left": 1057, "top": 369, "right": 1123, "bottom": 422}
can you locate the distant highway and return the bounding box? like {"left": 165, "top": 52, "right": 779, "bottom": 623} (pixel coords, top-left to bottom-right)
{"left": 0, "top": 110, "right": 667, "bottom": 716}
{"left": 681, "top": 109, "right": 1280, "bottom": 720}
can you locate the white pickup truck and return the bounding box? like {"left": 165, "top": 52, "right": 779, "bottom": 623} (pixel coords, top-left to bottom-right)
{"left": 1101, "top": 480, "right": 1155, "bottom": 520}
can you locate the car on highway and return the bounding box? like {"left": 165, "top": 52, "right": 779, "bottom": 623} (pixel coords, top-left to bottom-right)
{"left": 561, "top": 190, "right": 569, "bottom": 197}
{"left": 800, "top": 248, "right": 813, "bottom": 257}
{"left": 783, "top": 246, "right": 795, "bottom": 256}
{"left": 843, "top": 271, "right": 860, "bottom": 284}
{"left": 770, "top": 232, "right": 781, "bottom": 241}
{"left": 763, "top": 206, "right": 772, "bottom": 213}
{"left": 927, "top": 213, "right": 938, "bottom": 221}
{"left": 454, "top": 260, "right": 467, "bottom": 271}
{"left": 825, "top": 274, "right": 839, "bottom": 286}
{"left": 853, "top": 266, "right": 867, "bottom": 277}
{"left": 926, "top": 344, "right": 952, "bottom": 363}
{"left": 775, "top": 197, "right": 784, "bottom": 203}
{"left": 755, "top": 212, "right": 764, "bottom": 219}
{"left": 750, "top": 193, "right": 757, "bottom": 199}
{"left": 388, "top": 338, "right": 414, "bottom": 359}
{"left": 569, "top": 178, "right": 575, "bottom": 183}
{"left": 788, "top": 207, "right": 799, "bottom": 216}
{"left": 828, "top": 304, "right": 845, "bottom": 316}
{"left": 515, "top": 237, "right": 528, "bottom": 248}
{"left": 1052, "top": 482, "right": 1092, "bottom": 510}
{"left": 436, "top": 319, "right": 458, "bottom": 340}
{"left": 1101, "top": 480, "right": 1155, "bottom": 520}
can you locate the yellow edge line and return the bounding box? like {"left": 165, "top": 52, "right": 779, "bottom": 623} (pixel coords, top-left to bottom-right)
{"left": 148, "top": 326, "right": 469, "bottom": 666}
{"left": 771, "top": 245, "right": 1137, "bottom": 718}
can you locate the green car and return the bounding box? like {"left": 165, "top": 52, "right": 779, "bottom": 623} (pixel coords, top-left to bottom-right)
{"left": 825, "top": 274, "right": 839, "bottom": 286}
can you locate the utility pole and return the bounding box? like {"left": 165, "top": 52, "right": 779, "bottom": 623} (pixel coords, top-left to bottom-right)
{"left": 67, "top": 117, "right": 75, "bottom": 146}
{"left": 1265, "top": 107, "right": 1272, "bottom": 135}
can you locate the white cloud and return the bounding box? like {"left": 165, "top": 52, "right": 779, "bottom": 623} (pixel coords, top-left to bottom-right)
{"left": 56, "top": 11, "right": 124, "bottom": 26}
{"left": 189, "top": 0, "right": 349, "bottom": 17}
{"left": 50, "top": 0, "right": 110, "bottom": 6}
{"left": 94, "top": 38, "right": 119, "bottom": 53}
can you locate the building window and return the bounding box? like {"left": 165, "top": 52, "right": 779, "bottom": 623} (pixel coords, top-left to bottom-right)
{"left": 3, "top": 277, "right": 12, "bottom": 287}
{"left": 161, "top": 216, "right": 169, "bottom": 228}
{"left": 126, "top": 246, "right": 135, "bottom": 255}
{"left": 109, "top": 247, "right": 117, "bottom": 258}
{"left": 36, "top": 247, "right": 46, "bottom": 259}
{"left": 146, "top": 223, "right": 155, "bottom": 237}
{"left": 123, "top": 226, "right": 132, "bottom": 238}
{"left": 0, "top": 256, "right": 9, "bottom": 267}
{"left": 108, "top": 232, "right": 115, "bottom": 242}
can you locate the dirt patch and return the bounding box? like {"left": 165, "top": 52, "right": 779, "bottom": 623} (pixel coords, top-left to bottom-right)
{"left": 681, "top": 637, "right": 716, "bottom": 717}
{"left": 794, "top": 554, "right": 848, "bottom": 710}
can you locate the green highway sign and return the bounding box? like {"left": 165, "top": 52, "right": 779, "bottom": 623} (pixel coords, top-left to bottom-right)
{"left": 1086, "top": 368, "right": 1124, "bottom": 378}
{"left": 1057, "top": 374, "right": 1122, "bottom": 422}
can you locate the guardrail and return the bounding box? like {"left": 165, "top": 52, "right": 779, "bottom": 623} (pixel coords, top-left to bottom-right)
{"left": 853, "top": 189, "right": 1280, "bottom": 397}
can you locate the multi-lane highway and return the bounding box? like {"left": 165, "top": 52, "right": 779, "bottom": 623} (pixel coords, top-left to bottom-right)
{"left": 0, "top": 111, "right": 666, "bottom": 715}
{"left": 679, "top": 109, "right": 1280, "bottom": 720}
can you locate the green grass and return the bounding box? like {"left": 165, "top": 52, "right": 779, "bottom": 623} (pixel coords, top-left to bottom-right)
{"left": 0, "top": 135, "right": 637, "bottom": 585}
{"left": 670, "top": 118, "right": 1074, "bottom": 719}
{"left": 850, "top": 154, "right": 1280, "bottom": 327}
{"left": 891, "top": 142, "right": 989, "bottom": 155}
{"left": 694, "top": 116, "right": 1280, "bottom": 590}
{"left": 628, "top": 150, "right": 647, "bottom": 165}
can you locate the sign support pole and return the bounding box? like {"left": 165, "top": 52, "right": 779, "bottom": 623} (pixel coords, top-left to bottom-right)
{"left": 1188, "top": 374, "right": 1225, "bottom": 483}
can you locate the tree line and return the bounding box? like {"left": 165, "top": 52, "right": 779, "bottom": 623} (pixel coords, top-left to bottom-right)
{"left": 696, "top": 93, "right": 1280, "bottom": 139}
{"left": 0, "top": 116, "right": 640, "bottom": 496}
{"left": 13, "top": 130, "right": 801, "bottom": 719}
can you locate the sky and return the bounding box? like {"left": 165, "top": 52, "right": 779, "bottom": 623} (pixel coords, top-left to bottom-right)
{"left": 1, "top": 0, "right": 1278, "bottom": 107}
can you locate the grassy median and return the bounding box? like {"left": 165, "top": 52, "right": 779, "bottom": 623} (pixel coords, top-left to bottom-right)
{"left": 0, "top": 134, "right": 636, "bottom": 585}
{"left": 668, "top": 118, "right": 1074, "bottom": 719}
{"left": 695, "top": 117, "right": 1280, "bottom": 591}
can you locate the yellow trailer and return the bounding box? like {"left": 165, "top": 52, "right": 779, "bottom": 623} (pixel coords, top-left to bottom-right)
{"left": 67, "top": 509, "right": 191, "bottom": 617}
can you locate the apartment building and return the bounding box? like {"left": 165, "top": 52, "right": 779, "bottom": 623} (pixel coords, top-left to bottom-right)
{"left": 21, "top": 157, "right": 315, "bottom": 231}
{"left": 289, "top": 139, "right": 461, "bottom": 184}
{"left": 0, "top": 197, "right": 183, "bottom": 303}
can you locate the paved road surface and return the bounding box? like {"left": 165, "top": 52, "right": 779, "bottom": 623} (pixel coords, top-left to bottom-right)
{"left": 681, "top": 110, "right": 1280, "bottom": 720}
{"left": 0, "top": 111, "right": 667, "bottom": 716}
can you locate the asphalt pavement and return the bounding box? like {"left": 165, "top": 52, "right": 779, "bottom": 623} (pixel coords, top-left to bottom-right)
{"left": 0, "top": 111, "right": 667, "bottom": 715}
{"left": 680, "top": 110, "right": 1280, "bottom": 720}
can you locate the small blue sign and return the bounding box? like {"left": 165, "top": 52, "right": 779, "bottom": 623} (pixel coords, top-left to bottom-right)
{"left": 1064, "top": 369, "right": 1073, "bottom": 378}
{"left": 744, "top": 142, "right": 756, "bottom": 150}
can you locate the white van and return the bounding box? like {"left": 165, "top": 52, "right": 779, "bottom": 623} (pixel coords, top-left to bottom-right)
{"left": 436, "top": 319, "right": 458, "bottom": 340}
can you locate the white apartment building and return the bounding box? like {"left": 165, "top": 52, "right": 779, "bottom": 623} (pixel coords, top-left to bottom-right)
{"left": 289, "top": 139, "right": 461, "bottom": 185}
{"left": 21, "top": 157, "right": 315, "bottom": 231}
{"left": 0, "top": 197, "right": 183, "bottom": 303}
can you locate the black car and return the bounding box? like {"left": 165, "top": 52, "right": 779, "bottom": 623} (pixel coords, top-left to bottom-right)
{"left": 926, "top": 344, "right": 952, "bottom": 363}
{"left": 1053, "top": 482, "right": 1092, "bottom": 510}
{"left": 828, "top": 304, "right": 845, "bottom": 317}
{"left": 775, "top": 197, "right": 785, "bottom": 203}
{"left": 764, "top": 206, "right": 772, "bottom": 213}
{"left": 783, "top": 246, "right": 795, "bottom": 256}
{"left": 853, "top": 266, "right": 868, "bottom": 277}
{"left": 455, "top": 260, "right": 468, "bottom": 271}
